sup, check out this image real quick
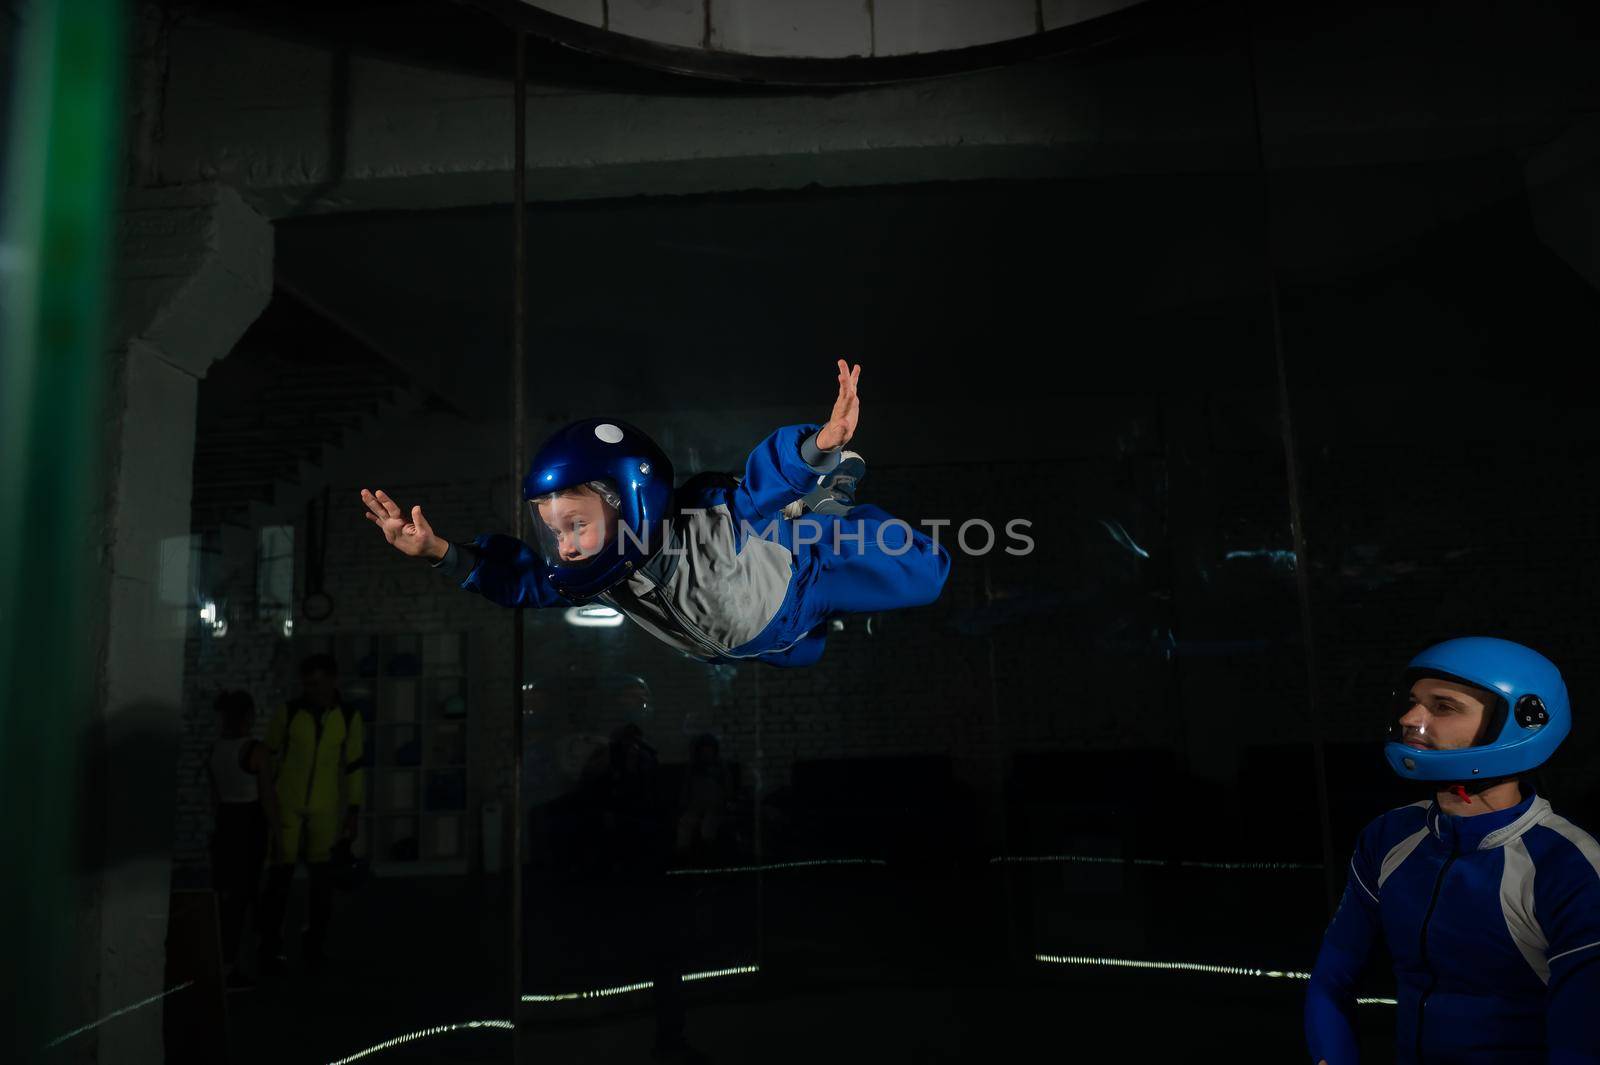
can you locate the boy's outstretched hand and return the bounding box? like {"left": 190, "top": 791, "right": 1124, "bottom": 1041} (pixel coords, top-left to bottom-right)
{"left": 361, "top": 488, "right": 446, "bottom": 561}
{"left": 814, "top": 358, "right": 861, "bottom": 452}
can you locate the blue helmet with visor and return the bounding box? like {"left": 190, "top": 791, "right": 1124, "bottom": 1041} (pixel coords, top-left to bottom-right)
{"left": 522, "top": 419, "right": 674, "bottom": 603}
{"left": 1385, "top": 636, "right": 1570, "bottom": 783}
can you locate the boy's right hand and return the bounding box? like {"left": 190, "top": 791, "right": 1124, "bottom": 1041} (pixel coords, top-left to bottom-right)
{"left": 361, "top": 489, "right": 446, "bottom": 560}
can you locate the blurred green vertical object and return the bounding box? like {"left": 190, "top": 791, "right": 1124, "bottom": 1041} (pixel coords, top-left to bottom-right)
{"left": 0, "top": 0, "right": 123, "bottom": 1058}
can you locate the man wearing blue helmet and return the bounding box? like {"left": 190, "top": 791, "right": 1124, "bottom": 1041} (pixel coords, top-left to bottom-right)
{"left": 1305, "top": 637, "right": 1600, "bottom": 1065}
{"left": 362, "top": 360, "right": 950, "bottom": 668}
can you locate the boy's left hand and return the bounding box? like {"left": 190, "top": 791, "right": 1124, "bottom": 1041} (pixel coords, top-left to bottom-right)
{"left": 815, "top": 358, "right": 861, "bottom": 451}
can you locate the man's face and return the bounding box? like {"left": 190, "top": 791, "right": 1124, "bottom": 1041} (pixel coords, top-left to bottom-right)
{"left": 302, "top": 669, "right": 337, "bottom": 708}
{"left": 1396, "top": 676, "right": 1499, "bottom": 751}
{"left": 536, "top": 489, "right": 617, "bottom": 563}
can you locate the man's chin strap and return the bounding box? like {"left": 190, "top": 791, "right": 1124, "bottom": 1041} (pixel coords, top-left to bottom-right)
{"left": 1443, "top": 775, "right": 1520, "bottom": 809}
{"left": 1414, "top": 774, "right": 1508, "bottom": 806}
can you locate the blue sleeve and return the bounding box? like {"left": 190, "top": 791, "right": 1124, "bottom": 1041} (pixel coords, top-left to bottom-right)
{"left": 441, "top": 533, "right": 569, "bottom": 609}
{"left": 1306, "top": 825, "right": 1385, "bottom": 1065}
{"left": 727, "top": 424, "right": 841, "bottom": 526}
{"left": 1548, "top": 958, "right": 1600, "bottom": 1064}
{"left": 1541, "top": 834, "right": 1600, "bottom": 1063}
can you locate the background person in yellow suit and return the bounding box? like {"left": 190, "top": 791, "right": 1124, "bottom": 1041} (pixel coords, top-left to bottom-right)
{"left": 256, "top": 653, "right": 366, "bottom": 973}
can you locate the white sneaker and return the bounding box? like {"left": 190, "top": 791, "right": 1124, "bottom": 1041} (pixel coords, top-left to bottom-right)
{"left": 783, "top": 452, "right": 866, "bottom": 518}
{"left": 803, "top": 451, "right": 865, "bottom": 516}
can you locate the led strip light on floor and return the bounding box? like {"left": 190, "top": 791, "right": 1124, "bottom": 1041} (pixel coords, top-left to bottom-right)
{"left": 44, "top": 981, "right": 195, "bottom": 1049}
{"left": 666, "top": 855, "right": 1321, "bottom": 876}
{"left": 1035, "top": 954, "right": 1396, "bottom": 1005}
{"left": 326, "top": 957, "right": 1389, "bottom": 1063}
{"left": 325, "top": 1019, "right": 513, "bottom": 1065}
{"left": 522, "top": 964, "right": 761, "bottom": 1003}
{"left": 995, "top": 854, "right": 1166, "bottom": 867}
{"left": 992, "top": 855, "right": 1322, "bottom": 871}
{"left": 1038, "top": 953, "right": 1311, "bottom": 979}
{"left": 1176, "top": 860, "right": 1322, "bottom": 871}
{"left": 668, "top": 858, "right": 888, "bottom": 876}
{"left": 684, "top": 965, "right": 761, "bottom": 983}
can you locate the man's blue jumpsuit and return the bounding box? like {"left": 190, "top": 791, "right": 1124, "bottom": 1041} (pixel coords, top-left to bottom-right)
{"left": 1306, "top": 790, "right": 1600, "bottom": 1064}
{"left": 432, "top": 424, "right": 951, "bottom": 667}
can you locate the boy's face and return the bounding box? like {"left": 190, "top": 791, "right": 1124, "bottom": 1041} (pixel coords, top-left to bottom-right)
{"left": 1396, "top": 676, "right": 1499, "bottom": 750}
{"left": 537, "top": 488, "right": 617, "bottom": 562}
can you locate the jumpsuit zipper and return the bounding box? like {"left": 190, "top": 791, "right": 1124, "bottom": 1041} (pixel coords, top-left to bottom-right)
{"left": 1414, "top": 849, "right": 1458, "bottom": 1063}
{"left": 650, "top": 588, "right": 727, "bottom": 659}
{"left": 645, "top": 586, "right": 819, "bottom": 662}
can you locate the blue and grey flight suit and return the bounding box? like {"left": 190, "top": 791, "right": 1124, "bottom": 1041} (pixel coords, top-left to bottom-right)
{"left": 1306, "top": 790, "right": 1600, "bottom": 1064}
{"left": 431, "top": 424, "right": 951, "bottom": 667}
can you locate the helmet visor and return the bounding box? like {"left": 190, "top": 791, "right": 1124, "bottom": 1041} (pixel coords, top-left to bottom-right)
{"left": 527, "top": 480, "right": 622, "bottom": 569}
{"left": 1386, "top": 674, "right": 1507, "bottom": 752}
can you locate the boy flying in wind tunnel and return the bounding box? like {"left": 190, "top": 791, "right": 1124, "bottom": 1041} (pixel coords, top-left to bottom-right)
{"left": 362, "top": 360, "right": 950, "bottom": 667}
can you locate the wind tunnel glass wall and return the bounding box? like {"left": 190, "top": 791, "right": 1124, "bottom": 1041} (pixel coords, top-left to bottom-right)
{"left": 258, "top": 25, "right": 1347, "bottom": 1065}
{"left": 374, "top": 171, "right": 1334, "bottom": 1057}
{"left": 265, "top": 194, "right": 1326, "bottom": 1059}
{"left": 201, "top": 126, "right": 1336, "bottom": 1065}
